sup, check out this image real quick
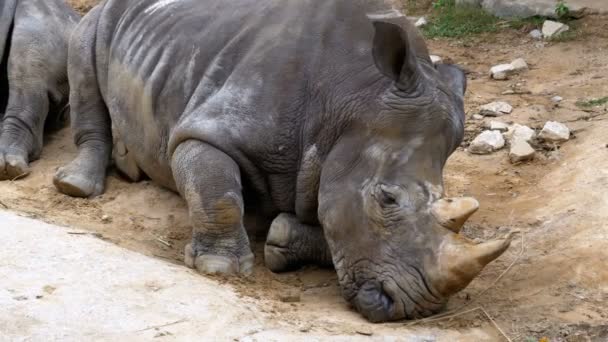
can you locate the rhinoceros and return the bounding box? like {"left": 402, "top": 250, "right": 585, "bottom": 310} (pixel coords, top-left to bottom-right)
{"left": 0, "top": 0, "right": 79, "bottom": 179}
{"left": 54, "top": 0, "right": 514, "bottom": 322}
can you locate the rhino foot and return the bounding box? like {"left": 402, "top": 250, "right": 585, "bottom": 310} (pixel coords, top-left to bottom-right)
{"left": 54, "top": 153, "right": 106, "bottom": 198}
{"left": 184, "top": 243, "right": 254, "bottom": 276}
{"left": 0, "top": 147, "right": 30, "bottom": 180}
{"left": 264, "top": 213, "right": 332, "bottom": 272}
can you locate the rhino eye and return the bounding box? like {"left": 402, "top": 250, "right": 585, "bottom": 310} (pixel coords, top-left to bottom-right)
{"left": 375, "top": 184, "right": 400, "bottom": 207}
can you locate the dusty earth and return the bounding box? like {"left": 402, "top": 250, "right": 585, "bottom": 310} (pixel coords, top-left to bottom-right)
{"left": 1, "top": 2, "right": 608, "bottom": 341}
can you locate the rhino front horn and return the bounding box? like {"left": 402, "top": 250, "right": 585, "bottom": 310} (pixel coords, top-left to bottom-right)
{"left": 431, "top": 231, "right": 515, "bottom": 297}
{"left": 431, "top": 197, "right": 479, "bottom": 233}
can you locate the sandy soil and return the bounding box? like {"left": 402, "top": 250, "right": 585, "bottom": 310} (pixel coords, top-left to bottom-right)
{"left": 2, "top": 3, "right": 608, "bottom": 341}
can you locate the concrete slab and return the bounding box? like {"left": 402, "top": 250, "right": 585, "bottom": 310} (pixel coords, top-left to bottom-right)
{"left": 0, "top": 211, "right": 266, "bottom": 341}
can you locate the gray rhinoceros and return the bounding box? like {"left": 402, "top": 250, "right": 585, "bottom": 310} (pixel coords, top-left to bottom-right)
{"left": 0, "top": 0, "right": 79, "bottom": 179}
{"left": 54, "top": 0, "right": 514, "bottom": 322}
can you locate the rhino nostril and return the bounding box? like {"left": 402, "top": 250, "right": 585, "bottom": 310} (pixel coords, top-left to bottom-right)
{"left": 353, "top": 282, "right": 394, "bottom": 323}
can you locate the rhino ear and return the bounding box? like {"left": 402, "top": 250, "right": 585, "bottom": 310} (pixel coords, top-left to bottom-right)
{"left": 371, "top": 21, "right": 420, "bottom": 83}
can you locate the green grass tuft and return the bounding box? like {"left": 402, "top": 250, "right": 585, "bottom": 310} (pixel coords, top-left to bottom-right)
{"left": 422, "top": 0, "right": 499, "bottom": 38}
{"left": 576, "top": 97, "right": 608, "bottom": 108}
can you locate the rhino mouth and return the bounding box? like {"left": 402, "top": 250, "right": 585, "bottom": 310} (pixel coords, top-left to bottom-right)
{"left": 338, "top": 259, "right": 446, "bottom": 322}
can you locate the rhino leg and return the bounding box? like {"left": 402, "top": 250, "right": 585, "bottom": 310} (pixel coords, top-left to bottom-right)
{"left": 0, "top": 30, "right": 52, "bottom": 180}
{"left": 173, "top": 139, "right": 254, "bottom": 276}
{"left": 53, "top": 7, "right": 111, "bottom": 198}
{"left": 265, "top": 213, "right": 333, "bottom": 272}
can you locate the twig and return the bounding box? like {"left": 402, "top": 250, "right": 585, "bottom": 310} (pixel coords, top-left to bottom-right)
{"left": 136, "top": 318, "right": 187, "bottom": 332}
{"left": 0, "top": 200, "right": 8, "bottom": 209}
{"left": 155, "top": 236, "right": 172, "bottom": 247}
{"left": 405, "top": 306, "right": 483, "bottom": 325}
{"left": 10, "top": 172, "right": 29, "bottom": 182}
{"left": 481, "top": 307, "right": 512, "bottom": 342}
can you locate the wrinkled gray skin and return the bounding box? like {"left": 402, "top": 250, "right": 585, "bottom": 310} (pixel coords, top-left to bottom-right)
{"left": 55, "top": 0, "right": 512, "bottom": 322}
{"left": 0, "top": 0, "right": 79, "bottom": 179}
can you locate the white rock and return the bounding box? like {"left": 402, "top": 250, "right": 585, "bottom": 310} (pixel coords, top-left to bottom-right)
{"left": 479, "top": 101, "right": 513, "bottom": 116}
{"left": 490, "top": 64, "right": 516, "bottom": 80}
{"left": 472, "top": 114, "right": 484, "bottom": 120}
{"left": 415, "top": 17, "right": 428, "bottom": 28}
{"left": 542, "top": 20, "right": 570, "bottom": 39}
{"left": 469, "top": 130, "right": 505, "bottom": 154}
{"left": 511, "top": 58, "right": 528, "bottom": 72}
{"left": 509, "top": 139, "right": 536, "bottom": 163}
{"left": 488, "top": 121, "right": 509, "bottom": 132}
{"left": 430, "top": 55, "right": 443, "bottom": 65}
{"left": 505, "top": 124, "right": 536, "bottom": 143}
{"left": 539, "top": 121, "right": 570, "bottom": 142}
{"left": 529, "top": 29, "right": 543, "bottom": 40}
{"left": 551, "top": 96, "right": 563, "bottom": 103}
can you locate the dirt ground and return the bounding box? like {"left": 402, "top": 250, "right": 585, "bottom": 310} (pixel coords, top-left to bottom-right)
{"left": 2, "top": 2, "right": 608, "bottom": 341}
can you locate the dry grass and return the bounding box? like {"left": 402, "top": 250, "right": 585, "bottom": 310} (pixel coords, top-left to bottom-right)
{"left": 66, "top": 0, "right": 100, "bottom": 14}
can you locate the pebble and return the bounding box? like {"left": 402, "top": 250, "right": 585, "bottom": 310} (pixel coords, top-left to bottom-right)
{"left": 490, "top": 58, "right": 529, "bottom": 80}
{"left": 529, "top": 29, "right": 543, "bottom": 40}
{"left": 510, "top": 58, "right": 528, "bottom": 72}
{"left": 415, "top": 17, "right": 428, "bottom": 28}
{"left": 551, "top": 96, "right": 563, "bottom": 103}
{"left": 509, "top": 139, "right": 536, "bottom": 163}
{"left": 487, "top": 121, "right": 509, "bottom": 132}
{"left": 539, "top": 121, "right": 570, "bottom": 142}
{"left": 490, "top": 63, "right": 515, "bottom": 80}
{"left": 429, "top": 55, "right": 443, "bottom": 65}
{"left": 279, "top": 290, "right": 301, "bottom": 303}
{"left": 479, "top": 101, "right": 513, "bottom": 116}
{"left": 542, "top": 20, "right": 569, "bottom": 39}
{"left": 472, "top": 114, "right": 484, "bottom": 120}
{"left": 101, "top": 215, "right": 112, "bottom": 224}
{"left": 505, "top": 124, "right": 536, "bottom": 143}
{"left": 468, "top": 130, "right": 505, "bottom": 154}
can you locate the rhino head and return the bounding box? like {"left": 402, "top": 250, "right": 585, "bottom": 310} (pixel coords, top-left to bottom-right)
{"left": 317, "top": 19, "right": 513, "bottom": 322}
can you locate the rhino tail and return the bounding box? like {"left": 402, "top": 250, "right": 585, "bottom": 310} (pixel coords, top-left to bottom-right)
{"left": 0, "top": 0, "right": 17, "bottom": 63}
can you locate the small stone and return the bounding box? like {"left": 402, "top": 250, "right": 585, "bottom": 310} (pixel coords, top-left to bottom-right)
{"left": 490, "top": 64, "right": 515, "bottom": 80}
{"left": 488, "top": 121, "right": 509, "bottom": 132}
{"left": 101, "top": 215, "right": 112, "bottom": 223}
{"left": 429, "top": 55, "right": 443, "bottom": 65}
{"left": 505, "top": 124, "right": 536, "bottom": 143}
{"left": 509, "top": 139, "right": 536, "bottom": 163}
{"left": 13, "top": 295, "right": 28, "bottom": 301}
{"left": 299, "top": 324, "right": 312, "bottom": 333}
{"left": 551, "top": 96, "right": 563, "bottom": 103}
{"left": 542, "top": 20, "right": 569, "bottom": 39}
{"left": 415, "top": 17, "right": 428, "bottom": 28}
{"left": 539, "top": 121, "right": 570, "bottom": 142}
{"left": 468, "top": 130, "right": 505, "bottom": 154}
{"left": 279, "top": 290, "right": 301, "bottom": 303}
{"left": 479, "top": 101, "right": 513, "bottom": 116}
{"left": 472, "top": 114, "right": 484, "bottom": 120}
{"left": 510, "top": 58, "right": 528, "bottom": 72}
{"left": 529, "top": 29, "right": 542, "bottom": 40}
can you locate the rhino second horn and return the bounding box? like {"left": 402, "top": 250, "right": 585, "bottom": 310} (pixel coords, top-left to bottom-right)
{"left": 431, "top": 197, "right": 480, "bottom": 233}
